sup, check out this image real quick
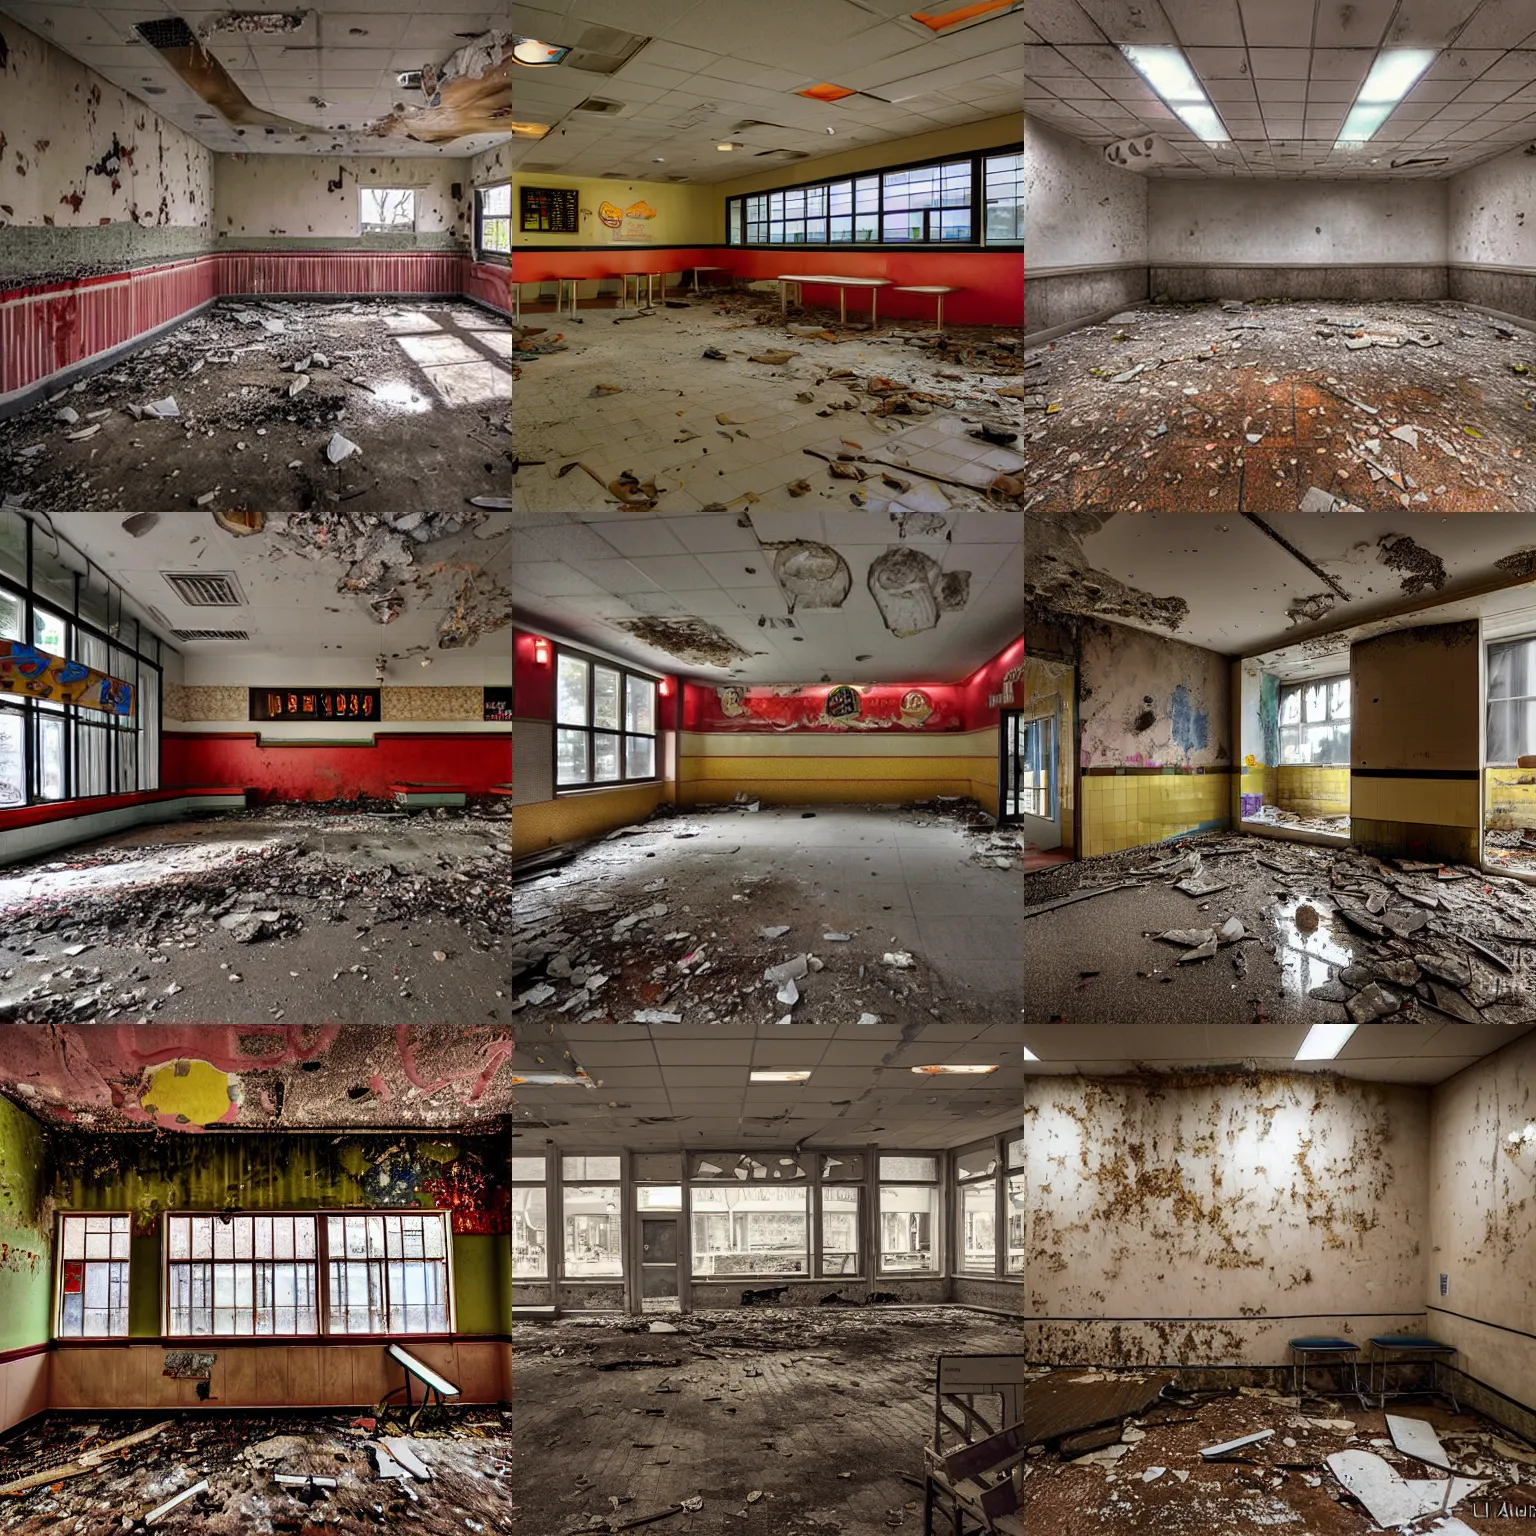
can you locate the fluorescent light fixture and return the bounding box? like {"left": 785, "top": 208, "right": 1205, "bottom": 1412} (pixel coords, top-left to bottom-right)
{"left": 512, "top": 37, "right": 570, "bottom": 67}
{"left": 1022, "top": 1047, "right": 1039, "bottom": 1062}
{"left": 1295, "top": 1024, "right": 1358, "bottom": 1061}
{"left": 1120, "top": 45, "right": 1228, "bottom": 143}
{"left": 750, "top": 1070, "right": 811, "bottom": 1082}
{"left": 508, "top": 1072, "right": 591, "bottom": 1086}
{"left": 1338, "top": 49, "right": 1437, "bottom": 143}
{"left": 717, "top": 142, "right": 739, "bottom": 151}
{"left": 910, "top": 1064, "right": 1000, "bottom": 1075}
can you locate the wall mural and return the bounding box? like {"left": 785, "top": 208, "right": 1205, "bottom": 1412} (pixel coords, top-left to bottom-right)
{"left": 694, "top": 683, "right": 964, "bottom": 732}
{"left": 0, "top": 641, "right": 135, "bottom": 715}
{"left": 868, "top": 548, "right": 971, "bottom": 637}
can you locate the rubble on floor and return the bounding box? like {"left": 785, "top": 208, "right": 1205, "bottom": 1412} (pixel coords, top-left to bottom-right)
{"left": 0, "top": 300, "right": 511, "bottom": 516}
{"left": 1244, "top": 805, "right": 1350, "bottom": 838}
{"left": 1025, "top": 832, "right": 1536, "bottom": 1025}
{"left": 0, "top": 808, "right": 509, "bottom": 1024}
{"left": 0, "top": 1410, "right": 511, "bottom": 1535}
{"left": 1021, "top": 299, "right": 1535, "bottom": 516}
{"left": 1022, "top": 1375, "right": 1536, "bottom": 1536}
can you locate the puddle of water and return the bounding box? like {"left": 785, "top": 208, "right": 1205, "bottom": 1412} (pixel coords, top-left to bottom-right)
{"left": 367, "top": 380, "right": 434, "bottom": 413}
{"left": 1271, "top": 890, "right": 1358, "bottom": 1001}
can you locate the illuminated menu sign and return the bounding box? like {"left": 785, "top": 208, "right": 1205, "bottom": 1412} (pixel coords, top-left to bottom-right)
{"left": 250, "top": 688, "right": 381, "bottom": 722}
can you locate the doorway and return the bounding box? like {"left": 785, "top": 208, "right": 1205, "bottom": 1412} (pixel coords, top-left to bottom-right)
{"left": 1009, "top": 709, "right": 1061, "bottom": 850}
{"left": 639, "top": 1215, "right": 681, "bottom": 1315}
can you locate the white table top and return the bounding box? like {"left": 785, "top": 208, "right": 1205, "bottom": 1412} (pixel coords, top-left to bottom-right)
{"left": 892, "top": 285, "right": 962, "bottom": 294}
{"left": 776, "top": 274, "right": 893, "bottom": 287}
{"left": 693, "top": 264, "right": 727, "bottom": 270}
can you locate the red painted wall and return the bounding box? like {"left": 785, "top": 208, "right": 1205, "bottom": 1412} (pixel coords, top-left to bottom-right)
{"left": 511, "top": 247, "right": 1023, "bottom": 326}
{"left": 162, "top": 732, "right": 512, "bottom": 802}
{"left": 961, "top": 635, "right": 1026, "bottom": 730}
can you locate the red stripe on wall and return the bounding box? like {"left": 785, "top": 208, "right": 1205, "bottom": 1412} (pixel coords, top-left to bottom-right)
{"left": 163, "top": 731, "right": 513, "bottom": 802}
{"left": 466, "top": 261, "right": 511, "bottom": 313}
{"left": 217, "top": 250, "right": 465, "bottom": 297}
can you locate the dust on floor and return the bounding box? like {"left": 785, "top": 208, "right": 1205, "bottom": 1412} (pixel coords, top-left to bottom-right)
{"left": 511, "top": 1306, "right": 1021, "bottom": 1535}
{"left": 0, "top": 806, "right": 511, "bottom": 1025}
{"left": 1025, "top": 832, "right": 1536, "bottom": 1026}
{"left": 0, "top": 1410, "right": 512, "bottom": 1535}
{"left": 1023, "top": 1373, "right": 1536, "bottom": 1536}
{"left": 0, "top": 300, "right": 511, "bottom": 515}
{"left": 511, "top": 287, "right": 1025, "bottom": 513}
{"left": 1022, "top": 299, "right": 1536, "bottom": 516}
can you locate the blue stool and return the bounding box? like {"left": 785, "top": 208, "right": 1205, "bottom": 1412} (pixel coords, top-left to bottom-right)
{"left": 1367, "top": 1335, "right": 1459, "bottom": 1413}
{"left": 1288, "top": 1336, "right": 1368, "bottom": 1408}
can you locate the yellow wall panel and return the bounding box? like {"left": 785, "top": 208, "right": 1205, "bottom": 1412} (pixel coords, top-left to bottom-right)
{"left": 1486, "top": 768, "right": 1536, "bottom": 828}
{"left": 513, "top": 784, "right": 669, "bottom": 857}
{"left": 1277, "top": 766, "right": 1350, "bottom": 817}
{"left": 1351, "top": 776, "right": 1479, "bottom": 829}
{"left": 1080, "top": 774, "right": 1233, "bottom": 858}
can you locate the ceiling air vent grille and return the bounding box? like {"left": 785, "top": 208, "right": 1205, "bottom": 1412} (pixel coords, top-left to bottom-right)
{"left": 134, "top": 18, "right": 198, "bottom": 50}
{"left": 573, "top": 98, "right": 626, "bottom": 115}
{"left": 161, "top": 572, "right": 247, "bottom": 607}
{"left": 171, "top": 629, "right": 251, "bottom": 641}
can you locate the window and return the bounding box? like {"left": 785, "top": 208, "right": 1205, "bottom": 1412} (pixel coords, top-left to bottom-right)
{"left": 691, "top": 1185, "right": 808, "bottom": 1277}
{"left": 361, "top": 188, "right": 416, "bottom": 231}
{"left": 879, "top": 1155, "right": 938, "bottom": 1275}
{"left": 512, "top": 1154, "right": 548, "bottom": 1280}
{"left": 821, "top": 1187, "right": 860, "bottom": 1275}
{"left": 555, "top": 649, "right": 659, "bottom": 789}
{"left": 1488, "top": 638, "right": 1536, "bottom": 764}
{"left": 957, "top": 1143, "right": 1004, "bottom": 1277}
{"left": 1279, "top": 676, "right": 1351, "bottom": 765}
{"left": 58, "top": 1215, "right": 130, "bottom": 1338}
{"left": 326, "top": 1214, "right": 452, "bottom": 1334}
{"left": 167, "top": 1214, "right": 319, "bottom": 1337}
{"left": 562, "top": 1156, "right": 621, "bottom": 1278}
{"left": 985, "top": 152, "right": 1024, "bottom": 242}
{"left": 478, "top": 183, "right": 510, "bottom": 255}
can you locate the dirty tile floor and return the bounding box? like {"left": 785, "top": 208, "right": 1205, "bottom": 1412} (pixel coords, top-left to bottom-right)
{"left": 511, "top": 1306, "right": 1020, "bottom": 1535}
{"left": 512, "top": 292, "right": 1025, "bottom": 513}
{"left": 0, "top": 1410, "right": 512, "bottom": 1534}
{"left": 1022, "top": 299, "right": 1536, "bottom": 516}
{"left": 0, "top": 808, "right": 511, "bottom": 1024}
{"left": 0, "top": 300, "right": 512, "bottom": 515}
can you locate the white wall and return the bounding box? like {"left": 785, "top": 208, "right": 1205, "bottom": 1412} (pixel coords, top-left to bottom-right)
{"left": 1148, "top": 179, "right": 1449, "bottom": 266}
{"left": 1025, "top": 115, "right": 1148, "bottom": 272}
{"left": 1449, "top": 145, "right": 1536, "bottom": 269}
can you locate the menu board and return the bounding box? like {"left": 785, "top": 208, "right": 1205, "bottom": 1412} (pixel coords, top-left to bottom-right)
{"left": 251, "top": 688, "right": 381, "bottom": 722}
{"left": 484, "top": 686, "right": 513, "bottom": 722}
{"left": 520, "top": 186, "right": 579, "bottom": 234}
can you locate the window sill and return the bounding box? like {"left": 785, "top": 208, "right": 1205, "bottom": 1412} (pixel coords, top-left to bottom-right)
{"left": 555, "top": 780, "right": 661, "bottom": 796}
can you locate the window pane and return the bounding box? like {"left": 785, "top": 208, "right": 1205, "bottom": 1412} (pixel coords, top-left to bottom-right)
{"left": 1330, "top": 679, "right": 1351, "bottom": 719}
{"left": 0, "top": 587, "right": 22, "bottom": 641}
{"left": 1007, "top": 1174, "right": 1024, "bottom": 1274}
{"left": 0, "top": 510, "right": 24, "bottom": 584}
{"left": 564, "top": 1185, "right": 622, "bottom": 1275}
{"left": 593, "top": 732, "right": 620, "bottom": 782}
{"left": 937, "top": 209, "right": 971, "bottom": 241}
{"left": 985, "top": 152, "right": 1024, "bottom": 241}
{"left": 557, "top": 655, "right": 588, "bottom": 726}
{"left": 593, "top": 667, "right": 621, "bottom": 729}
{"left": 514, "top": 1188, "right": 548, "bottom": 1278}
{"left": 879, "top": 1186, "right": 936, "bottom": 1273}
{"left": 883, "top": 214, "right": 922, "bottom": 242}
{"left": 33, "top": 607, "right": 66, "bottom": 653}
{"left": 821, "top": 1187, "right": 860, "bottom": 1275}
{"left": 689, "top": 1185, "right": 807, "bottom": 1277}
{"left": 962, "top": 1180, "right": 996, "bottom": 1274}
{"left": 957, "top": 1148, "right": 998, "bottom": 1180}
{"left": 563, "top": 1156, "right": 621, "bottom": 1180}
{"left": 879, "top": 1155, "right": 937, "bottom": 1181}
{"left": 626, "top": 735, "right": 655, "bottom": 778}
{"left": 0, "top": 709, "right": 22, "bottom": 808}
{"left": 511, "top": 1156, "right": 546, "bottom": 1181}
{"left": 36, "top": 715, "right": 63, "bottom": 801}
{"left": 557, "top": 729, "right": 589, "bottom": 786}
{"left": 625, "top": 676, "right": 655, "bottom": 734}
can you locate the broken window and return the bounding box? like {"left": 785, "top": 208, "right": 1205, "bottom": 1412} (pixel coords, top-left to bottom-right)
{"left": 477, "top": 183, "right": 510, "bottom": 255}
{"left": 1488, "top": 638, "right": 1536, "bottom": 764}
{"left": 636, "top": 1186, "right": 682, "bottom": 1210}
{"left": 984, "top": 151, "right": 1024, "bottom": 242}
{"left": 554, "top": 648, "right": 659, "bottom": 790}
{"left": 1278, "top": 675, "right": 1351, "bottom": 765}
{"left": 57, "top": 1214, "right": 130, "bottom": 1338}
{"left": 324, "top": 1214, "right": 451, "bottom": 1335}
{"left": 168, "top": 1215, "right": 320, "bottom": 1337}
{"left": 360, "top": 188, "right": 416, "bottom": 232}
{"left": 878, "top": 1157, "right": 939, "bottom": 1275}
{"left": 690, "top": 1185, "right": 808, "bottom": 1278}
{"left": 820, "top": 1187, "right": 860, "bottom": 1276}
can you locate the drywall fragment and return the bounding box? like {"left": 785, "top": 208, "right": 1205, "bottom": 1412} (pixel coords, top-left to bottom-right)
{"left": 632, "top": 1010, "right": 683, "bottom": 1024}
{"left": 1177, "top": 936, "right": 1219, "bottom": 963}
{"left": 146, "top": 1481, "right": 209, "bottom": 1526}
{"left": 1202, "top": 1430, "right": 1274, "bottom": 1460}
{"left": 327, "top": 432, "right": 360, "bottom": 463}
{"left": 759, "top": 925, "right": 791, "bottom": 940}
{"left": 289, "top": 374, "right": 311, "bottom": 398}
{"left": 1347, "top": 982, "right": 1401, "bottom": 1023}
{"left": 1157, "top": 928, "right": 1216, "bottom": 949}
{"left": 56, "top": 406, "right": 79, "bottom": 425}
{"left": 765, "top": 954, "right": 810, "bottom": 984}
{"left": 882, "top": 951, "right": 915, "bottom": 969}
{"left": 148, "top": 396, "right": 181, "bottom": 419}
{"left": 380, "top": 1439, "right": 433, "bottom": 1481}
{"left": 1387, "top": 1415, "right": 1451, "bottom": 1471}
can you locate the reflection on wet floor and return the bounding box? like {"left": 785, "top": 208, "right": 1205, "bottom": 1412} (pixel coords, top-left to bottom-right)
{"left": 1270, "top": 886, "right": 1360, "bottom": 1002}
{"left": 1485, "top": 831, "right": 1536, "bottom": 877}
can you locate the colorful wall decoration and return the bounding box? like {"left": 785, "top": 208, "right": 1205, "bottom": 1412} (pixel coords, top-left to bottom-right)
{"left": 684, "top": 682, "right": 967, "bottom": 733}
{"left": 0, "top": 641, "right": 135, "bottom": 715}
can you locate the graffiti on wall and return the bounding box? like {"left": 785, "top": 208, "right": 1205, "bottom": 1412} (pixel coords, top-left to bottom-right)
{"left": 0, "top": 641, "right": 135, "bottom": 715}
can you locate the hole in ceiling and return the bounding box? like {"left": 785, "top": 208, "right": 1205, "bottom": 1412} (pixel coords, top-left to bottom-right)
{"left": 134, "top": 18, "right": 198, "bottom": 50}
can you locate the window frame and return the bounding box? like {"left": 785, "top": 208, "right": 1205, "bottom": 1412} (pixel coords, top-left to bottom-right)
{"left": 156, "top": 1209, "right": 456, "bottom": 1341}
{"left": 553, "top": 645, "right": 660, "bottom": 792}
{"left": 475, "top": 182, "right": 511, "bottom": 263}
{"left": 1488, "top": 637, "right": 1536, "bottom": 766}
{"left": 55, "top": 1212, "right": 132, "bottom": 1340}
{"left": 877, "top": 1153, "right": 941, "bottom": 1278}
{"left": 164, "top": 1212, "right": 322, "bottom": 1340}
{"left": 512, "top": 1152, "right": 549, "bottom": 1280}
{"left": 726, "top": 143, "right": 1023, "bottom": 250}
{"left": 1278, "top": 674, "right": 1352, "bottom": 766}
{"left": 359, "top": 186, "right": 417, "bottom": 233}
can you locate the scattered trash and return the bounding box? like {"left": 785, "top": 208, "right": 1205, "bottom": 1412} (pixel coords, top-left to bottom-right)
{"left": 326, "top": 432, "right": 360, "bottom": 464}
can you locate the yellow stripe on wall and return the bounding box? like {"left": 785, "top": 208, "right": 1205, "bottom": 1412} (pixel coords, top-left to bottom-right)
{"left": 1081, "top": 774, "right": 1232, "bottom": 858}
{"left": 1350, "top": 776, "right": 1479, "bottom": 829}
{"left": 1486, "top": 768, "right": 1536, "bottom": 828}
{"left": 513, "top": 783, "right": 669, "bottom": 857}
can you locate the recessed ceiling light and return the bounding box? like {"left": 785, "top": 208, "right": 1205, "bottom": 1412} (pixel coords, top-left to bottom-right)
{"left": 1119, "top": 45, "right": 1229, "bottom": 143}
{"left": 910, "top": 1064, "right": 1000, "bottom": 1075}
{"left": 512, "top": 37, "right": 570, "bottom": 67}
{"left": 750, "top": 1070, "right": 811, "bottom": 1082}
{"left": 1295, "top": 1024, "right": 1358, "bottom": 1061}
{"left": 717, "top": 142, "right": 739, "bottom": 151}
{"left": 1338, "top": 49, "right": 1437, "bottom": 143}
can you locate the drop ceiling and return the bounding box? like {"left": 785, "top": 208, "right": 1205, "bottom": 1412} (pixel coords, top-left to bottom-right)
{"left": 40, "top": 509, "right": 512, "bottom": 661}
{"left": 0, "top": 2, "right": 513, "bottom": 157}
{"left": 1067, "top": 510, "right": 1536, "bottom": 654}
{"left": 1021, "top": 1022, "right": 1535, "bottom": 1083}
{"left": 509, "top": 0, "right": 1024, "bottom": 183}
{"left": 510, "top": 510, "right": 1023, "bottom": 684}
{"left": 0, "top": 1023, "right": 516, "bottom": 1129}
{"left": 1024, "top": 0, "right": 1536, "bottom": 177}
{"left": 511, "top": 1020, "right": 1023, "bottom": 1152}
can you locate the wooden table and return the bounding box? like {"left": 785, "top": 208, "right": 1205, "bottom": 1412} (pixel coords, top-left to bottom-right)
{"left": 553, "top": 277, "right": 580, "bottom": 318}
{"left": 691, "top": 265, "right": 728, "bottom": 293}
{"left": 616, "top": 273, "right": 667, "bottom": 309}
{"left": 776, "top": 274, "right": 893, "bottom": 326}
{"left": 892, "top": 285, "right": 962, "bottom": 334}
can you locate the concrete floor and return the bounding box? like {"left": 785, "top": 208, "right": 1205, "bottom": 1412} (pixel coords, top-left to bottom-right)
{"left": 512, "top": 289, "right": 1026, "bottom": 513}
{"left": 0, "top": 300, "right": 511, "bottom": 515}
{"left": 1022, "top": 299, "right": 1536, "bottom": 516}
{"left": 0, "top": 1410, "right": 512, "bottom": 1535}
{"left": 510, "top": 1306, "right": 1020, "bottom": 1535}
{"left": 0, "top": 810, "right": 510, "bottom": 1024}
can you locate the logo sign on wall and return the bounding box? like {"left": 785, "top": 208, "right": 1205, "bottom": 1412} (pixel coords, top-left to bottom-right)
{"left": 899, "top": 689, "right": 932, "bottom": 725}
{"left": 250, "top": 688, "right": 381, "bottom": 722}
{"left": 0, "top": 641, "right": 135, "bottom": 715}
{"left": 484, "top": 686, "right": 513, "bottom": 722}
{"left": 824, "top": 685, "right": 862, "bottom": 720}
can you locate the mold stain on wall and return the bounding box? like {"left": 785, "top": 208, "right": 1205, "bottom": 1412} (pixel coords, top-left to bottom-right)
{"left": 0, "top": 1092, "right": 52, "bottom": 1352}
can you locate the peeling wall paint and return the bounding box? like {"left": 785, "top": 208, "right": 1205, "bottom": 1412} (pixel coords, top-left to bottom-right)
{"left": 1024, "top": 654, "right": 1075, "bottom": 850}
{"left": 0, "top": 1092, "right": 51, "bottom": 1353}
{"left": 1078, "top": 620, "right": 1230, "bottom": 769}
{"left": 1449, "top": 143, "right": 1536, "bottom": 270}
{"left": 1024, "top": 115, "right": 1148, "bottom": 272}
{"left": 1025, "top": 1073, "right": 1430, "bottom": 1367}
